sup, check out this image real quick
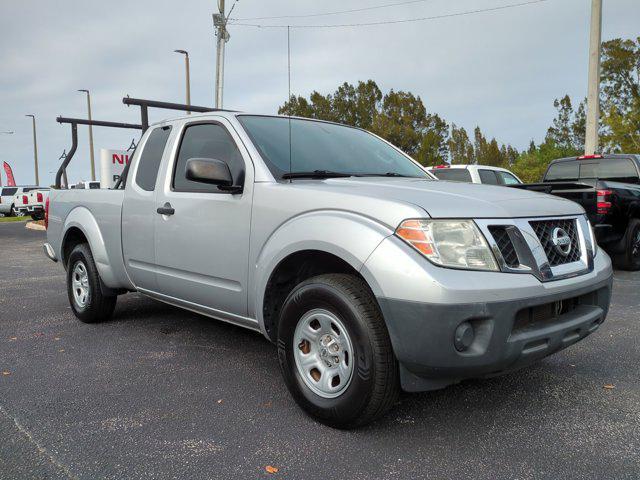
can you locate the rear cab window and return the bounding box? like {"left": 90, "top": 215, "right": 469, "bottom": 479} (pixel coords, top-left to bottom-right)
{"left": 1, "top": 188, "right": 18, "bottom": 196}
{"left": 135, "top": 126, "right": 172, "bottom": 191}
{"left": 545, "top": 158, "right": 639, "bottom": 183}
{"left": 431, "top": 168, "right": 472, "bottom": 182}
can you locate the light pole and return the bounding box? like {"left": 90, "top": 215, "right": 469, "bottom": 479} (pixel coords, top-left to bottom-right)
{"left": 213, "top": 0, "right": 229, "bottom": 108}
{"left": 585, "top": 0, "right": 603, "bottom": 155}
{"left": 174, "top": 50, "right": 191, "bottom": 113}
{"left": 78, "top": 89, "right": 96, "bottom": 181}
{"left": 25, "top": 115, "right": 39, "bottom": 185}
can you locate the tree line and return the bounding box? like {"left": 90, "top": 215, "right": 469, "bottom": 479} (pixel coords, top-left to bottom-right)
{"left": 279, "top": 37, "right": 639, "bottom": 183}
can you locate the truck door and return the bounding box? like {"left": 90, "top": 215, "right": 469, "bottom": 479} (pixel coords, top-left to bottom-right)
{"left": 122, "top": 125, "right": 173, "bottom": 291}
{"left": 153, "top": 119, "right": 253, "bottom": 317}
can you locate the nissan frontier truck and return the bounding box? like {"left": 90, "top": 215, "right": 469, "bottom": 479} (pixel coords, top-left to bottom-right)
{"left": 45, "top": 111, "right": 613, "bottom": 428}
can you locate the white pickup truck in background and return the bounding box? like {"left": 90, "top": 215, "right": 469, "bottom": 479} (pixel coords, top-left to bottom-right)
{"left": 0, "top": 186, "right": 40, "bottom": 217}
{"left": 16, "top": 188, "right": 50, "bottom": 220}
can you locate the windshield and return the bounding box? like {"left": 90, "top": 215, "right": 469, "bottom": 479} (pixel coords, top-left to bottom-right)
{"left": 237, "top": 115, "right": 430, "bottom": 180}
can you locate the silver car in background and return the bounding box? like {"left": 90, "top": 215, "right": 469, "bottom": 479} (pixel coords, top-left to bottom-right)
{"left": 45, "top": 113, "right": 613, "bottom": 428}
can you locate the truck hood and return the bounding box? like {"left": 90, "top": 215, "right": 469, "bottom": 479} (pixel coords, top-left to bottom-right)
{"left": 312, "top": 177, "right": 585, "bottom": 218}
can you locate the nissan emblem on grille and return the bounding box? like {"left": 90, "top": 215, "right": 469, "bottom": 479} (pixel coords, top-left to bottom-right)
{"left": 552, "top": 227, "right": 572, "bottom": 256}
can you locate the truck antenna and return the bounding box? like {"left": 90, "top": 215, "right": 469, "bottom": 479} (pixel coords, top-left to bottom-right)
{"left": 287, "top": 25, "right": 292, "bottom": 183}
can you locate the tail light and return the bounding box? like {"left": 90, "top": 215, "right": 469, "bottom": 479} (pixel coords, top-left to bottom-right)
{"left": 597, "top": 189, "right": 612, "bottom": 214}
{"left": 578, "top": 154, "right": 603, "bottom": 160}
{"left": 22, "top": 195, "right": 28, "bottom": 204}
{"left": 44, "top": 197, "right": 50, "bottom": 229}
{"left": 37, "top": 192, "right": 43, "bottom": 203}
{"left": 433, "top": 164, "right": 450, "bottom": 169}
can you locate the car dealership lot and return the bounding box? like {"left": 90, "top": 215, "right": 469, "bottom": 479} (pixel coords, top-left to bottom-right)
{"left": 1, "top": 222, "right": 639, "bottom": 480}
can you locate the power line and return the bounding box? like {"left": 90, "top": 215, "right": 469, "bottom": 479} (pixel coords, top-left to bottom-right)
{"left": 232, "top": 0, "right": 434, "bottom": 21}
{"left": 229, "top": 0, "right": 548, "bottom": 29}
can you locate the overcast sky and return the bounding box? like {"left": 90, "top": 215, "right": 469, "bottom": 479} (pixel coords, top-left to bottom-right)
{"left": 0, "top": 0, "right": 638, "bottom": 186}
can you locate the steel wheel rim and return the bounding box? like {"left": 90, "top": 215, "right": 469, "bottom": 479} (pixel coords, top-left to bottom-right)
{"left": 71, "top": 261, "right": 90, "bottom": 309}
{"left": 633, "top": 228, "right": 640, "bottom": 258}
{"left": 293, "top": 308, "right": 354, "bottom": 399}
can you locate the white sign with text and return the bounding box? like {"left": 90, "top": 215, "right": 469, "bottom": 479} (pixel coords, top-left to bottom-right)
{"left": 100, "top": 149, "right": 131, "bottom": 188}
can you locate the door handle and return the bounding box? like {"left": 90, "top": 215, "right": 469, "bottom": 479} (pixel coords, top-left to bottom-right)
{"left": 157, "top": 203, "right": 175, "bottom": 216}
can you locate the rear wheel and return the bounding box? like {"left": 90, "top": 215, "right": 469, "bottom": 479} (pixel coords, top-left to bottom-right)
{"left": 67, "top": 243, "right": 117, "bottom": 323}
{"left": 614, "top": 219, "right": 640, "bottom": 271}
{"left": 277, "top": 273, "right": 399, "bottom": 429}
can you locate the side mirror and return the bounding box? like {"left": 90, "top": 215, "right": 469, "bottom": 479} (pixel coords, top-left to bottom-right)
{"left": 185, "top": 158, "right": 233, "bottom": 187}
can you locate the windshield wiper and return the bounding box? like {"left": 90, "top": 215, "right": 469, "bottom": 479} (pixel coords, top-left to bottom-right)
{"left": 356, "top": 172, "right": 422, "bottom": 178}
{"left": 282, "top": 170, "right": 353, "bottom": 180}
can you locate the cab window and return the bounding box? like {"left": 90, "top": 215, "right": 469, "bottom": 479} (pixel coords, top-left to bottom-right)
{"left": 478, "top": 169, "right": 499, "bottom": 185}
{"left": 496, "top": 171, "right": 521, "bottom": 185}
{"left": 172, "top": 123, "right": 244, "bottom": 193}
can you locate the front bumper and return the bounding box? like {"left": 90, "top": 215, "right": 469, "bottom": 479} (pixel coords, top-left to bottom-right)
{"left": 378, "top": 276, "right": 612, "bottom": 392}
{"left": 362, "top": 234, "right": 614, "bottom": 392}
{"left": 43, "top": 243, "right": 58, "bottom": 262}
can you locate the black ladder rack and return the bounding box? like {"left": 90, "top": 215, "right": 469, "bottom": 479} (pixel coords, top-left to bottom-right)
{"left": 55, "top": 97, "right": 229, "bottom": 189}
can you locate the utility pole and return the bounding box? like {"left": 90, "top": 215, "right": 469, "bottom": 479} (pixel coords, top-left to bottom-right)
{"left": 213, "top": 0, "right": 230, "bottom": 108}
{"left": 25, "top": 115, "right": 39, "bottom": 185}
{"left": 174, "top": 50, "right": 191, "bottom": 113}
{"left": 585, "top": 0, "right": 603, "bottom": 156}
{"left": 78, "top": 89, "right": 96, "bottom": 181}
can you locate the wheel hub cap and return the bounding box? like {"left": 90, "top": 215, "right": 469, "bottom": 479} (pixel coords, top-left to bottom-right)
{"left": 293, "top": 309, "right": 354, "bottom": 398}
{"left": 71, "top": 261, "right": 90, "bottom": 309}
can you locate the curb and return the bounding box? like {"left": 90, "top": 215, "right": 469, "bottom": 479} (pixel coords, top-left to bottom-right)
{"left": 25, "top": 221, "right": 46, "bottom": 231}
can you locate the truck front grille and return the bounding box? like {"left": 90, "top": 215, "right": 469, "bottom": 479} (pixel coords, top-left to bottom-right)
{"left": 488, "top": 226, "right": 519, "bottom": 268}
{"left": 529, "top": 219, "right": 582, "bottom": 266}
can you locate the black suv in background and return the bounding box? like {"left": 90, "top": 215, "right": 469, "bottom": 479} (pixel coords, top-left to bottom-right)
{"left": 514, "top": 154, "right": 640, "bottom": 270}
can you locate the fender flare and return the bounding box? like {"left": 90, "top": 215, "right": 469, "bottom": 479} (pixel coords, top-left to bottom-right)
{"left": 252, "top": 210, "right": 390, "bottom": 336}
{"left": 61, "top": 206, "right": 119, "bottom": 287}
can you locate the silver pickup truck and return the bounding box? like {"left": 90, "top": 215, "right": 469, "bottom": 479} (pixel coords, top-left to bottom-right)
{"left": 45, "top": 111, "right": 613, "bottom": 428}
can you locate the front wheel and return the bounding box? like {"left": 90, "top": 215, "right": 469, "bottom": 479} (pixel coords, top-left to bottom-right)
{"left": 277, "top": 273, "right": 399, "bottom": 429}
{"left": 67, "top": 243, "right": 117, "bottom": 323}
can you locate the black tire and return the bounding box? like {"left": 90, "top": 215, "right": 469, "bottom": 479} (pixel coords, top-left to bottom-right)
{"left": 277, "top": 273, "right": 399, "bottom": 429}
{"left": 614, "top": 219, "right": 640, "bottom": 271}
{"left": 67, "top": 243, "right": 117, "bottom": 323}
{"left": 8, "top": 204, "right": 15, "bottom": 217}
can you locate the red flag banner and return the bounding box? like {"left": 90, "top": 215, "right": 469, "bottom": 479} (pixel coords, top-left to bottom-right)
{"left": 3, "top": 162, "right": 16, "bottom": 187}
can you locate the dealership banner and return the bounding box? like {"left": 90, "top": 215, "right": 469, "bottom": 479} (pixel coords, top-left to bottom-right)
{"left": 100, "top": 149, "right": 131, "bottom": 188}
{"left": 3, "top": 161, "right": 16, "bottom": 187}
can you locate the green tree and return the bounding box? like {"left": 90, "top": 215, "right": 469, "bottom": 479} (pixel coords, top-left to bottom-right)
{"left": 545, "top": 95, "right": 585, "bottom": 152}
{"left": 448, "top": 124, "right": 474, "bottom": 164}
{"left": 279, "top": 80, "right": 449, "bottom": 166}
{"left": 600, "top": 37, "right": 640, "bottom": 151}
{"left": 511, "top": 140, "right": 578, "bottom": 183}
{"left": 471, "top": 126, "right": 514, "bottom": 167}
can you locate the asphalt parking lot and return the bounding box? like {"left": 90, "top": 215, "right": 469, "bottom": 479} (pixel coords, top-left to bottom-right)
{"left": 1, "top": 222, "right": 639, "bottom": 480}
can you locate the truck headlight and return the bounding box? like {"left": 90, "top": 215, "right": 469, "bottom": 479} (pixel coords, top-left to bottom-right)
{"left": 395, "top": 219, "right": 499, "bottom": 271}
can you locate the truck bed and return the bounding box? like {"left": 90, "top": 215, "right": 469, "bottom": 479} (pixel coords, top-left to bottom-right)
{"left": 47, "top": 188, "right": 132, "bottom": 289}
{"left": 510, "top": 181, "right": 598, "bottom": 218}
